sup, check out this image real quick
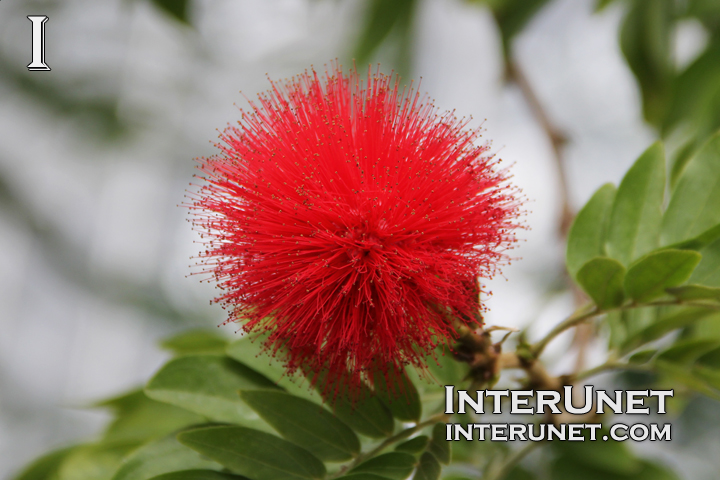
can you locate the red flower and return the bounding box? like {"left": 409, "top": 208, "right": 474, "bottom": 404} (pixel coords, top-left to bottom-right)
{"left": 191, "top": 64, "right": 520, "bottom": 394}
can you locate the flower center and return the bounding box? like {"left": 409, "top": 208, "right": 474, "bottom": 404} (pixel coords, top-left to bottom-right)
{"left": 346, "top": 227, "right": 384, "bottom": 262}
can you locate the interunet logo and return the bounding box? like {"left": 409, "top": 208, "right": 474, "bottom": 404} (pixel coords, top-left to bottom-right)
{"left": 443, "top": 386, "right": 673, "bottom": 442}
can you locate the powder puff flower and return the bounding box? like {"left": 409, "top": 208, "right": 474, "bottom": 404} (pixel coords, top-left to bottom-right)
{"left": 191, "top": 64, "right": 521, "bottom": 394}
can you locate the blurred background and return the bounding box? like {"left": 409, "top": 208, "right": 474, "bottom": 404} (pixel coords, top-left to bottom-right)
{"left": 1, "top": 0, "right": 719, "bottom": 478}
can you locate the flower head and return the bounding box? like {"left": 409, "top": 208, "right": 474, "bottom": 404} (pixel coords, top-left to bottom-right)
{"left": 191, "top": 64, "right": 521, "bottom": 394}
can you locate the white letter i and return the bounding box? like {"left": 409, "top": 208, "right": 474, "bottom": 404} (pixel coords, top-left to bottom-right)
{"left": 27, "top": 15, "right": 51, "bottom": 71}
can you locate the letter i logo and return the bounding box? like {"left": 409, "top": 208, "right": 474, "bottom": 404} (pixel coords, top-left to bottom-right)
{"left": 27, "top": 15, "right": 51, "bottom": 71}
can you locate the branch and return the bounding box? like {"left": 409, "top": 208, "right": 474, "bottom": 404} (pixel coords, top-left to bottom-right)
{"left": 531, "top": 299, "right": 720, "bottom": 359}
{"left": 506, "top": 56, "right": 594, "bottom": 375}
{"left": 574, "top": 360, "right": 653, "bottom": 382}
{"left": 531, "top": 304, "right": 599, "bottom": 357}
{"left": 498, "top": 352, "right": 562, "bottom": 390}
{"left": 505, "top": 59, "right": 573, "bottom": 235}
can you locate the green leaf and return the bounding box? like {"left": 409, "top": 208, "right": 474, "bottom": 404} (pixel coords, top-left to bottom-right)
{"left": 610, "top": 307, "right": 661, "bottom": 351}
{"left": 633, "top": 461, "right": 681, "bottom": 480}
{"left": 151, "top": 0, "right": 191, "bottom": 25}
{"left": 628, "top": 349, "right": 657, "bottom": 364}
{"left": 13, "top": 446, "right": 76, "bottom": 480}
{"left": 554, "top": 434, "right": 641, "bottom": 475}
{"left": 394, "top": 436, "right": 429, "bottom": 454}
{"left": 350, "top": 452, "right": 416, "bottom": 480}
{"left": 148, "top": 471, "right": 246, "bottom": 480}
{"left": 663, "top": 133, "right": 720, "bottom": 245}
{"left": 687, "top": 0, "right": 720, "bottom": 30}
{"left": 239, "top": 389, "right": 360, "bottom": 462}
{"left": 425, "top": 348, "right": 468, "bottom": 386}
{"left": 621, "top": 307, "right": 716, "bottom": 353}
{"left": 607, "top": 307, "right": 659, "bottom": 349}
{"left": 503, "top": 467, "right": 536, "bottom": 480}
{"left": 690, "top": 312, "right": 720, "bottom": 340}
{"left": 226, "top": 335, "right": 319, "bottom": 403}
{"left": 633, "top": 319, "right": 720, "bottom": 399}
{"left": 605, "top": 311, "right": 627, "bottom": 349}
{"left": 656, "top": 339, "right": 720, "bottom": 365}
{"left": 177, "top": 426, "right": 326, "bottom": 480}
{"left": 606, "top": 142, "right": 666, "bottom": 266}
{"left": 654, "top": 359, "right": 720, "bottom": 399}
{"left": 689, "top": 237, "right": 720, "bottom": 287}
{"left": 335, "top": 475, "right": 393, "bottom": 480}
{"left": 426, "top": 424, "right": 450, "bottom": 465}
{"left": 619, "top": 0, "right": 674, "bottom": 126}
{"left": 594, "top": 0, "right": 619, "bottom": 12}
{"left": 664, "top": 223, "right": 720, "bottom": 252}
{"left": 624, "top": 249, "right": 701, "bottom": 302}
{"left": 354, "top": 0, "right": 416, "bottom": 66}
{"left": 669, "top": 139, "right": 699, "bottom": 190}
{"left": 95, "top": 390, "right": 205, "bottom": 443}
{"left": 224, "top": 335, "right": 281, "bottom": 379}
{"left": 663, "top": 41, "right": 720, "bottom": 136}
{"left": 306, "top": 368, "right": 394, "bottom": 439}
{"left": 695, "top": 368, "right": 720, "bottom": 390}
{"left": 551, "top": 459, "right": 678, "bottom": 480}
{"left": 566, "top": 183, "right": 616, "bottom": 278}
{"left": 696, "top": 346, "right": 720, "bottom": 369}
{"left": 576, "top": 257, "right": 626, "bottom": 309}
{"left": 627, "top": 306, "right": 659, "bottom": 338}
{"left": 57, "top": 441, "right": 140, "bottom": 480}
{"left": 160, "top": 330, "right": 229, "bottom": 356}
{"left": 112, "top": 436, "right": 221, "bottom": 480}
{"left": 413, "top": 452, "right": 440, "bottom": 480}
{"left": 145, "top": 355, "right": 278, "bottom": 427}
{"left": 373, "top": 366, "right": 421, "bottom": 422}
{"left": 328, "top": 393, "right": 394, "bottom": 439}
{"left": 666, "top": 284, "right": 720, "bottom": 301}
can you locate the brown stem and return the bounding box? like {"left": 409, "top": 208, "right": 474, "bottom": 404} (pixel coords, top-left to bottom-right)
{"left": 574, "top": 360, "right": 652, "bottom": 382}
{"left": 497, "top": 352, "right": 561, "bottom": 390}
{"left": 569, "top": 285, "right": 592, "bottom": 373}
{"left": 531, "top": 304, "right": 599, "bottom": 358}
{"left": 525, "top": 359, "right": 563, "bottom": 390}
{"left": 572, "top": 322, "right": 594, "bottom": 373}
{"left": 505, "top": 59, "right": 573, "bottom": 236}
{"left": 532, "top": 299, "right": 720, "bottom": 359}
{"left": 496, "top": 352, "right": 521, "bottom": 369}
{"left": 506, "top": 56, "right": 591, "bottom": 374}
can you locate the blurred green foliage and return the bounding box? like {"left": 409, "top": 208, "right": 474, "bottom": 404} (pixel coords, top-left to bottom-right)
{"left": 353, "top": 0, "right": 720, "bottom": 182}
{"left": 616, "top": 0, "right": 720, "bottom": 181}
{"left": 150, "top": 0, "right": 192, "bottom": 25}
{"left": 354, "top": 0, "right": 417, "bottom": 76}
